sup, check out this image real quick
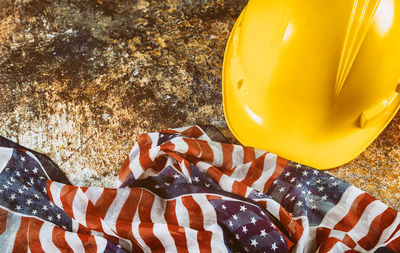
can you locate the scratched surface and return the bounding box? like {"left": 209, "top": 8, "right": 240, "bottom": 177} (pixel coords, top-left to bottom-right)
{"left": 0, "top": 0, "right": 399, "bottom": 210}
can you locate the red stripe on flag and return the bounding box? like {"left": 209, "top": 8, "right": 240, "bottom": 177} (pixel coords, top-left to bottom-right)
{"left": 165, "top": 199, "right": 189, "bottom": 253}
{"left": 115, "top": 189, "right": 143, "bottom": 252}
{"left": 243, "top": 146, "right": 255, "bottom": 163}
{"left": 81, "top": 186, "right": 89, "bottom": 193}
{"left": 386, "top": 236, "right": 400, "bottom": 252}
{"left": 77, "top": 223, "right": 92, "bottom": 234}
{"left": 333, "top": 193, "right": 376, "bottom": 232}
{"left": 12, "top": 216, "right": 30, "bottom": 253}
{"left": 28, "top": 220, "right": 45, "bottom": 253}
{"left": 164, "top": 151, "right": 185, "bottom": 164}
{"left": 60, "top": 185, "right": 79, "bottom": 219}
{"left": 221, "top": 143, "right": 233, "bottom": 170}
{"left": 164, "top": 199, "right": 179, "bottom": 226}
{"left": 183, "top": 138, "right": 201, "bottom": 158}
{"left": 94, "top": 188, "right": 118, "bottom": 219}
{"left": 46, "top": 181, "right": 55, "bottom": 205}
{"left": 167, "top": 224, "right": 189, "bottom": 253}
{"left": 138, "top": 190, "right": 165, "bottom": 251}
{"left": 279, "top": 207, "right": 303, "bottom": 242}
{"left": 205, "top": 165, "right": 223, "bottom": 185}
{"left": 52, "top": 226, "right": 73, "bottom": 252}
{"left": 198, "top": 140, "right": 214, "bottom": 162}
{"left": 77, "top": 233, "right": 97, "bottom": 253}
{"left": 197, "top": 230, "right": 213, "bottom": 253}
{"left": 181, "top": 126, "right": 204, "bottom": 138}
{"left": 358, "top": 207, "right": 398, "bottom": 250}
{"left": 342, "top": 234, "right": 357, "bottom": 249}
{"left": 240, "top": 155, "right": 266, "bottom": 187}
{"left": 160, "top": 141, "right": 175, "bottom": 152}
{"left": 255, "top": 200, "right": 267, "bottom": 209}
{"left": 153, "top": 155, "right": 168, "bottom": 173}
{"left": 206, "top": 195, "right": 222, "bottom": 201}
{"left": 181, "top": 195, "right": 204, "bottom": 230}
{"left": 0, "top": 209, "right": 7, "bottom": 235}
{"left": 85, "top": 200, "right": 105, "bottom": 233}
{"left": 316, "top": 227, "right": 335, "bottom": 252}
{"left": 263, "top": 156, "right": 288, "bottom": 192}
{"left": 138, "top": 134, "right": 153, "bottom": 169}
{"left": 385, "top": 223, "right": 400, "bottom": 243}
{"left": 181, "top": 195, "right": 212, "bottom": 252}
{"left": 118, "top": 156, "right": 131, "bottom": 184}
{"left": 220, "top": 165, "right": 237, "bottom": 177}
{"left": 231, "top": 181, "right": 247, "bottom": 197}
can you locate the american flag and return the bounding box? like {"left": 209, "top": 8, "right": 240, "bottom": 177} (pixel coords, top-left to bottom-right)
{"left": 0, "top": 126, "right": 399, "bottom": 252}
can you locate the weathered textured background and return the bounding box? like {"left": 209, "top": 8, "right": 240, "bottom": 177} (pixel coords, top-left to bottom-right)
{"left": 0, "top": 0, "right": 399, "bottom": 210}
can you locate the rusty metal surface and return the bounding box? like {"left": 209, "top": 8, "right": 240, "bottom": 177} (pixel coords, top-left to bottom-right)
{"left": 0, "top": 0, "right": 399, "bottom": 210}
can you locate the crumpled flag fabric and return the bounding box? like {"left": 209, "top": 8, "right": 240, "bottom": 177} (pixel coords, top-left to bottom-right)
{"left": 0, "top": 126, "right": 399, "bottom": 252}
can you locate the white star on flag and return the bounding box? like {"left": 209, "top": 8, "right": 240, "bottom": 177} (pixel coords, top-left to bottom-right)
{"left": 260, "top": 229, "right": 267, "bottom": 237}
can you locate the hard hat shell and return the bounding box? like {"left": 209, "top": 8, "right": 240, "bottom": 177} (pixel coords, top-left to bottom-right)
{"left": 222, "top": 0, "right": 400, "bottom": 169}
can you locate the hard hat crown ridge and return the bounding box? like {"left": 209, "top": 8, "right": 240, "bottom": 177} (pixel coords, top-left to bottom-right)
{"left": 222, "top": 0, "right": 400, "bottom": 169}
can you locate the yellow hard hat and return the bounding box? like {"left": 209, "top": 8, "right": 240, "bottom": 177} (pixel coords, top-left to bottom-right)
{"left": 222, "top": 0, "right": 400, "bottom": 169}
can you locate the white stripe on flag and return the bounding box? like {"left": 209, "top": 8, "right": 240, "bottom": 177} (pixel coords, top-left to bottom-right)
{"left": 251, "top": 153, "right": 277, "bottom": 192}
{"left": 148, "top": 145, "right": 161, "bottom": 162}
{"left": 103, "top": 188, "right": 131, "bottom": 232}
{"left": 85, "top": 187, "right": 104, "bottom": 206}
{"left": 0, "top": 212, "right": 21, "bottom": 252}
{"left": 231, "top": 145, "right": 244, "bottom": 167}
{"left": 254, "top": 148, "right": 267, "bottom": 159}
{"left": 230, "top": 163, "right": 252, "bottom": 182}
{"left": 192, "top": 195, "right": 228, "bottom": 253}
{"left": 320, "top": 186, "right": 364, "bottom": 228}
{"left": 244, "top": 187, "right": 253, "bottom": 198}
{"left": 218, "top": 174, "right": 234, "bottom": 193}
{"left": 194, "top": 161, "right": 212, "bottom": 174}
{"left": 130, "top": 152, "right": 145, "bottom": 179}
{"left": 175, "top": 197, "right": 190, "bottom": 228}
{"left": 375, "top": 213, "right": 400, "bottom": 248}
{"left": 48, "top": 182, "right": 64, "bottom": 209}
{"left": 179, "top": 160, "right": 192, "bottom": 184}
{"left": 93, "top": 235, "right": 108, "bottom": 253}
{"left": 185, "top": 228, "right": 200, "bottom": 253}
{"left": 65, "top": 230, "right": 86, "bottom": 252}
{"left": 153, "top": 223, "right": 178, "bottom": 252}
{"left": 173, "top": 126, "right": 192, "bottom": 133}
{"left": 208, "top": 142, "right": 223, "bottom": 167}
{"left": 347, "top": 200, "right": 388, "bottom": 243}
{"left": 72, "top": 188, "right": 89, "bottom": 227}
{"left": 170, "top": 137, "right": 189, "bottom": 154}
{"left": 39, "top": 222, "right": 61, "bottom": 253}
{"left": 0, "top": 147, "right": 13, "bottom": 173}
{"left": 131, "top": 197, "right": 151, "bottom": 252}
{"left": 150, "top": 196, "right": 177, "bottom": 252}
{"left": 326, "top": 241, "right": 352, "bottom": 253}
